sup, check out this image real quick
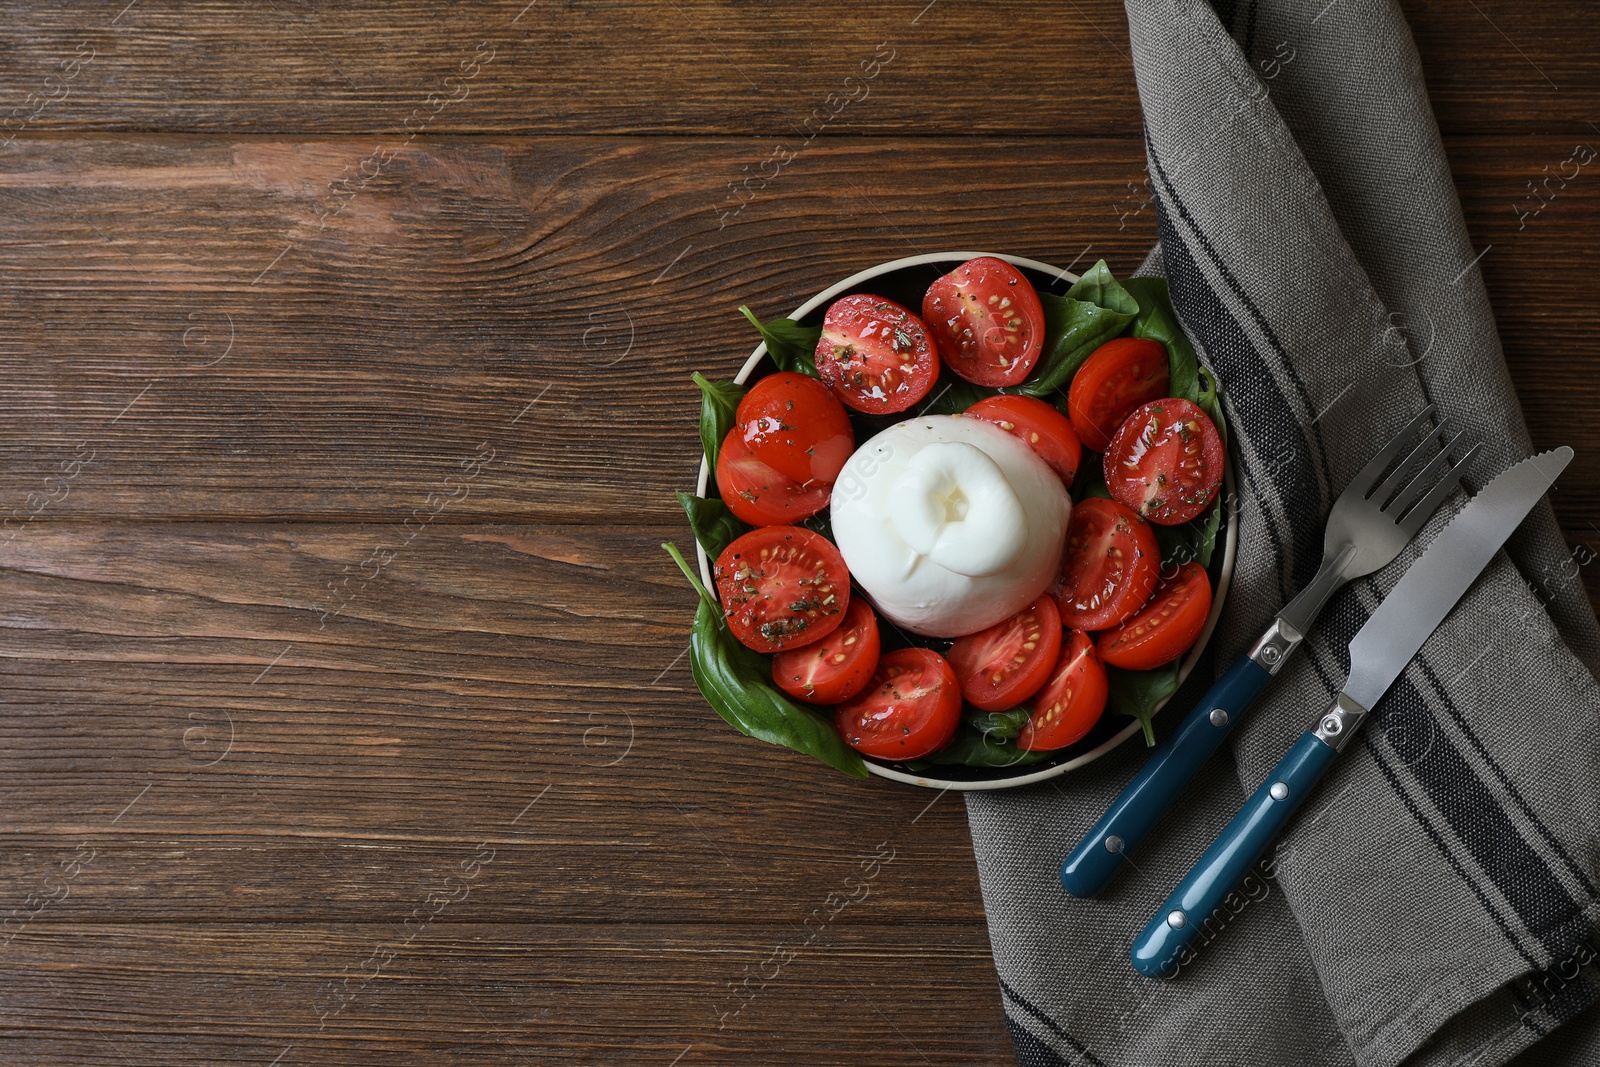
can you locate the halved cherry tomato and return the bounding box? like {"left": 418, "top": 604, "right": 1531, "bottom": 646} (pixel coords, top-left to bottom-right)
{"left": 1103, "top": 398, "right": 1225, "bottom": 526}
{"left": 714, "top": 526, "right": 849, "bottom": 653}
{"left": 1065, "top": 337, "right": 1170, "bottom": 452}
{"left": 736, "top": 371, "right": 855, "bottom": 487}
{"left": 834, "top": 647, "right": 962, "bottom": 760}
{"left": 1018, "top": 629, "right": 1108, "bottom": 752}
{"left": 965, "top": 394, "right": 1083, "bottom": 484}
{"left": 1053, "top": 497, "right": 1160, "bottom": 631}
{"left": 923, "top": 256, "right": 1045, "bottom": 387}
{"left": 814, "top": 294, "right": 939, "bottom": 414}
{"left": 947, "top": 595, "right": 1063, "bottom": 711}
{"left": 716, "top": 428, "right": 830, "bottom": 526}
{"left": 772, "top": 598, "right": 881, "bottom": 705}
{"left": 1097, "top": 561, "right": 1212, "bottom": 671}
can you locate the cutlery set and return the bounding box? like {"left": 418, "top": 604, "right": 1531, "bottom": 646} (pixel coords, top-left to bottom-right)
{"left": 1056, "top": 406, "right": 1574, "bottom": 978}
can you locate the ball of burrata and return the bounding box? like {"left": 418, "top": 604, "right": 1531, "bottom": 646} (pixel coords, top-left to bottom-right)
{"left": 829, "top": 415, "right": 1071, "bottom": 637}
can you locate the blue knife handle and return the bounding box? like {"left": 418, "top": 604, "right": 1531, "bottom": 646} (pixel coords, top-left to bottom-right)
{"left": 1060, "top": 655, "right": 1272, "bottom": 897}
{"left": 1130, "top": 730, "right": 1338, "bottom": 979}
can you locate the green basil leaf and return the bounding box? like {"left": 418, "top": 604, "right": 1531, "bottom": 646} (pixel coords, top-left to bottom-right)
{"left": 1122, "top": 276, "right": 1229, "bottom": 455}
{"left": 1123, "top": 276, "right": 1199, "bottom": 404}
{"left": 1077, "top": 470, "right": 1113, "bottom": 501}
{"left": 907, "top": 722, "right": 1052, "bottom": 768}
{"left": 675, "top": 491, "right": 748, "bottom": 560}
{"left": 1193, "top": 497, "right": 1223, "bottom": 569}
{"left": 1151, "top": 498, "right": 1221, "bottom": 573}
{"left": 1106, "top": 663, "right": 1180, "bottom": 747}
{"left": 739, "top": 306, "right": 821, "bottom": 377}
{"left": 1019, "top": 261, "right": 1139, "bottom": 398}
{"left": 801, "top": 507, "right": 835, "bottom": 543}
{"left": 663, "top": 542, "right": 868, "bottom": 778}
{"left": 913, "top": 376, "right": 997, "bottom": 416}
{"left": 967, "top": 706, "right": 1032, "bottom": 741}
{"left": 692, "top": 372, "right": 745, "bottom": 471}
{"left": 1196, "top": 366, "right": 1228, "bottom": 451}
{"left": 1066, "top": 258, "right": 1141, "bottom": 309}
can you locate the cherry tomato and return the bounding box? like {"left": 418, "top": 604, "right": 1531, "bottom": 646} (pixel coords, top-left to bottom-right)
{"left": 714, "top": 526, "right": 849, "bottom": 653}
{"left": 772, "top": 598, "right": 881, "bottom": 705}
{"left": 834, "top": 647, "right": 962, "bottom": 760}
{"left": 947, "top": 595, "right": 1063, "bottom": 711}
{"left": 1053, "top": 497, "right": 1160, "bottom": 631}
{"left": 1096, "top": 562, "right": 1212, "bottom": 671}
{"left": 814, "top": 294, "right": 939, "bottom": 414}
{"left": 736, "top": 371, "right": 855, "bottom": 487}
{"left": 1018, "top": 629, "right": 1108, "bottom": 752}
{"left": 922, "top": 256, "right": 1046, "bottom": 387}
{"left": 965, "top": 394, "right": 1083, "bottom": 484}
{"left": 1065, "top": 337, "right": 1170, "bottom": 452}
{"left": 1103, "top": 398, "right": 1225, "bottom": 526}
{"left": 716, "top": 428, "right": 830, "bottom": 526}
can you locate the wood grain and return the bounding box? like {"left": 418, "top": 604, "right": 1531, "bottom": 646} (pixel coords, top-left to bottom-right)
{"left": 0, "top": 0, "right": 1597, "bottom": 1063}
{"left": 0, "top": 136, "right": 1596, "bottom": 547}
{"left": 0, "top": 520, "right": 993, "bottom": 918}
{"left": 0, "top": 1, "right": 1592, "bottom": 137}
{"left": 0, "top": 923, "right": 1010, "bottom": 1065}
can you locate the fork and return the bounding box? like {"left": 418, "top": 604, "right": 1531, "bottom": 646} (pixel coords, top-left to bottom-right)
{"left": 1059, "top": 405, "right": 1478, "bottom": 896}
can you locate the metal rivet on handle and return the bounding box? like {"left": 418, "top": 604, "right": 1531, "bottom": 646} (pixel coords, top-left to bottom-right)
{"left": 1269, "top": 782, "right": 1289, "bottom": 801}
{"left": 1209, "top": 708, "right": 1229, "bottom": 727}
{"left": 1321, "top": 716, "right": 1342, "bottom": 734}
{"left": 1260, "top": 645, "right": 1282, "bottom": 665}
{"left": 1104, "top": 835, "right": 1123, "bottom": 854}
{"left": 1167, "top": 910, "right": 1187, "bottom": 930}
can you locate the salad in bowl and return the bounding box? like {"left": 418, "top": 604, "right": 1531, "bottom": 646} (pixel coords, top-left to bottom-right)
{"left": 664, "top": 252, "right": 1236, "bottom": 790}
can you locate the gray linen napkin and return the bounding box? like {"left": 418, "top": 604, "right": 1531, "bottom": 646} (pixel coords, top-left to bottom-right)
{"left": 966, "top": 2, "right": 1600, "bottom": 1065}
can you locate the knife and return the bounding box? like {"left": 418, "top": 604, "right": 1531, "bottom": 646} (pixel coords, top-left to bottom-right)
{"left": 1129, "top": 446, "right": 1573, "bottom": 979}
{"left": 1062, "top": 408, "right": 1461, "bottom": 898}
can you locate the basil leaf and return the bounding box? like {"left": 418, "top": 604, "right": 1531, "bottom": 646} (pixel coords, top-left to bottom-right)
{"left": 663, "top": 542, "right": 868, "bottom": 778}
{"left": 1196, "top": 366, "right": 1228, "bottom": 451}
{"left": 801, "top": 507, "right": 835, "bottom": 543}
{"left": 1123, "top": 276, "right": 1199, "bottom": 404}
{"left": 1151, "top": 498, "right": 1222, "bottom": 573}
{"left": 1193, "top": 497, "right": 1223, "bottom": 569}
{"left": 692, "top": 372, "right": 745, "bottom": 471}
{"left": 907, "top": 721, "right": 1051, "bottom": 768}
{"left": 1107, "top": 663, "right": 1180, "bottom": 747}
{"left": 1123, "top": 276, "right": 1228, "bottom": 453}
{"left": 913, "top": 376, "right": 997, "bottom": 416}
{"left": 1019, "top": 261, "right": 1139, "bottom": 398}
{"left": 967, "top": 706, "right": 1032, "bottom": 741}
{"left": 675, "top": 491, "right": 748, "bottom": 560}
{"left": 739, "top": 306, "right": 821, "bottom": 377}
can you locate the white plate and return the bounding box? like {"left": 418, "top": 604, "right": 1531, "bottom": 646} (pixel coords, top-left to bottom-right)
{"left": 694, "top": 252, "right": 1238, "bottom": 790}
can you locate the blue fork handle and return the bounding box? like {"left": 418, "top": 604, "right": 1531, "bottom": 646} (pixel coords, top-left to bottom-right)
{"left": 1130, "top": 731, "right": 1338, "bottom": 978}
{"left": 1060, "top": 655, "right": 1272, "bottom": 897}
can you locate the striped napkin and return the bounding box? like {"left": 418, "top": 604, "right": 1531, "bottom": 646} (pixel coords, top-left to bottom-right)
{"left": 965, "top": 2, "right": 1600, "bottom": 1065}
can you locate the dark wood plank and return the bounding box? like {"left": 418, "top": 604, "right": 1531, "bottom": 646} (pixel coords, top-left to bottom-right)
{"left": 0, "top": 135, "right": 1596, "bottom": 547}
{"left": 0, "top": 135, "right": 1155, "bottom": 524}
{"left": 0, "top": 1, "right": 1594, "bottom": 138}
{"left": 0, "top": 522, "right": 989, "bottom": 922}
{"left": 0, "top": 923, "right": 1012, "bottom": 1065}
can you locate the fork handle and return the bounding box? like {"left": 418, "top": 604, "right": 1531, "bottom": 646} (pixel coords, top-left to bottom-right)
{"left": 1059, "top": 654, "right": 1272, "bottom": 897}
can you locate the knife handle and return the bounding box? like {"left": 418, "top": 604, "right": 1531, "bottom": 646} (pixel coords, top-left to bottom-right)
{"left": 1130, "top": 730, "right": 1338, "bottom": 979}
{"left": 1059, "top": 654, "right": 1272, "bottom": 897}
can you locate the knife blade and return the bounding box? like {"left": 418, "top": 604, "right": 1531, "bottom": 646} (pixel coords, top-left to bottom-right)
{"left": 1340, "top": 445, "right": 1572, "bottom": 712}
{"left": 1129, "top": 446, "right": 1573, "bottom": 979}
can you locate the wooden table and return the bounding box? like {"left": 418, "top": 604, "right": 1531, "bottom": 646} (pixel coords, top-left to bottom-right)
{"left": 0, "top": 2, "right": 1594, "bottom": 1063}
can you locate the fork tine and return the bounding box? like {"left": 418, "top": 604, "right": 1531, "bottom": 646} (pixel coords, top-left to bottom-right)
{"left": 1371, "top": 416, "right": 1449, "bottom": 508}
{"left": 1398, "top": 442, "right": 1480, "bottom": 536}
{"left": 1386, "top": 429, "right": 1468, "bottom": 517}
{"left": 1345, "top": 405, "right": 1436, "bottom": 498}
